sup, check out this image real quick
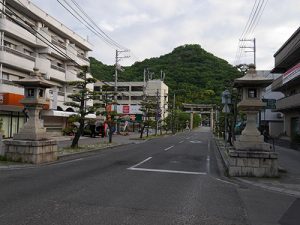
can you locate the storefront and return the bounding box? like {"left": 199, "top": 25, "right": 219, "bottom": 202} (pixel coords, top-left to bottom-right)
{"left": 0, "top": 105, "right": 25, "bottom": 138}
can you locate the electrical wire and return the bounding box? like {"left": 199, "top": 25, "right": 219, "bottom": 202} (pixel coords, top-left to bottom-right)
{"left": 1, "top": 1, "right": 82, "bottom": 67}
{"left": 234, "top": 0, "right": 267, "bottom": 66}
{"left": 68, "top": 0, "right": 127, "bottom": 50}
{"left": 57, "top": 0, "right": 119, "bottom": 50}
{"left": 57, "top": 0, "right": 127, "bottom": 51}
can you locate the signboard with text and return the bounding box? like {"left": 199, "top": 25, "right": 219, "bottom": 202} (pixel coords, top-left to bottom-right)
{"left": 116, "top": 105, "right": 142, "bottom": 114}
{"left": 262, "top": 99, "right": 276, "bottom": 109}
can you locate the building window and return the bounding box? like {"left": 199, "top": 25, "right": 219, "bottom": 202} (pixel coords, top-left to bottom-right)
{"left": 131, "top": 86, "right": 143, "bottom": 92}
{"left": 248, "top": 88, "right": 257, "bottom": 98}
{"left": 27, "top": 88, "right": 35, "bottom": 97}
{"left": 117, "top": 86, "right": 129, "bottom": 91}
{"left": 131, "top": 96, "right": 143, "bottom": 100}
{"left": 24, "top": 49, "right": 33, "bottom": 56}
{"left": 38, "top": 89, "right": 44, "bottom": 98}
{"left": 117, "top": 95, "right": 129, "bottom": 100}
{"left": 3, "top": 40, "right": 14, "bottom": 48}
{"left": 102, "top": 86, "right": 115, "bottom": 92}
{"left": 2, "top": 72, "right": 9, "bottom": 80}
{"left": 94, "top": 86, "right": 101, "bottom": 92}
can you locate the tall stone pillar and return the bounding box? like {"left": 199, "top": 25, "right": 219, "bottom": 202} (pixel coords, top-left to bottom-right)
{"left": 3, "top": 68, "right": 58, "bottom": 164}
{"left": 227, "top": 65, "right": 278, "bottom": 177}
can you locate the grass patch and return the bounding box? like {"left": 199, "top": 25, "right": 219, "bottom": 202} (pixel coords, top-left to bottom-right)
{"left": 59, "top": 141, "right": 115, "bottom": 155}
{"left": 0, "top": 155, "right": 8, "bottom": 161}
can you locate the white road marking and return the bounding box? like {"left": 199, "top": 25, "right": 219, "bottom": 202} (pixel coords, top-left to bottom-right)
{"left": 179, "top": 140, "right": 184, "bottom": 143}
{"left": 190, "top": 140, "right": 202, "bottom": 144}
{"left": 129, "top": 157, "right": 152, "bottom": 169}
{"left": 213, "top": 177, "right": 237, "bottom": 186}
{"left": 207, "top": 141, "right": 211, "bottom": 174}
{"left": 164, "top": 145, "right": 174, "bottom": 151}
{"left": 185, "top": 137, "right": 191, "bottom": 139}
{"left": 128, "top": 167, "right": 207, "bottom": 175}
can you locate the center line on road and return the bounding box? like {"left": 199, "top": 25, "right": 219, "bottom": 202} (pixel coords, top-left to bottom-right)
{"left": 164, "top": 145, "right": 174, "bottom": 151}
{"left": 129, "top": 157, "right": 152, "bottom": 169}
{"left": 179, "top": 140, "right": 184, "bottom": 143}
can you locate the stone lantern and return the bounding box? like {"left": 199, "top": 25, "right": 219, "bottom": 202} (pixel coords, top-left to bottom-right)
{"left": 4, "top": 68, "right": 58, "bottom": 164}
{"left": 226, "top": 64, "right": 278, "bottom": 177}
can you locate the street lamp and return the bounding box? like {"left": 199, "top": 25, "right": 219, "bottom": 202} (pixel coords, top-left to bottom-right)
{"left": 222, "top": 90, "right": 231, "bottom": 147}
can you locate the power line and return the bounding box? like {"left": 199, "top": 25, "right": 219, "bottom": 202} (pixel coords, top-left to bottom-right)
{"left": 57, "top": 0, "right": 128, "bottom": 51}
{"left": 56, "top": 0, "right": 118, "bottom": 49}
{"left": 234, "top": 0, "right": 268, "bottom": 66}
{"left": 68, "top": 0, "right": 127, "bottom": 50}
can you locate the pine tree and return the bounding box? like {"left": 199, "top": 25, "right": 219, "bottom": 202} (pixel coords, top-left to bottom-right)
{"left": 139, "top": 97, "right": 157, "bottom": 138}
{"left": 64, "top": 66, "right": 101, "bottom": 148}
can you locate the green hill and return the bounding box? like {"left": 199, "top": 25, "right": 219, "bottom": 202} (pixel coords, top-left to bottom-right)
{"left": 90, "top": 44, "right": 240, "bottom": 104}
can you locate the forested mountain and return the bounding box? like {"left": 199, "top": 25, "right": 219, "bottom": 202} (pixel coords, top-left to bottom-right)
{"left": 90, "top": 44, "right": 241, "bottom": 104}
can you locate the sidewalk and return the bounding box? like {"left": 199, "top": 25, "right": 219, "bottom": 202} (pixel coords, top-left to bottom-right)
{"left": 214, "top": 137, "right": 300, "bottom": 197}
{"left": 0, "top": 132, "right": 145, "bottom": 169}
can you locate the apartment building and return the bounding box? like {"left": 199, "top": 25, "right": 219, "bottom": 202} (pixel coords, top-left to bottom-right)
{"left": 94, "top": 79, "right": 169, "bottom": 123}
{"left": 0, "top": 0, "right": 93, "bottom": 137}
{"left": 271, "top": 27, "right": 300, "bottom": 142}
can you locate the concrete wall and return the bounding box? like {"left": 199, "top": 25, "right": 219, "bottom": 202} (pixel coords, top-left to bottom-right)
{"left": 269, "top": 121, "right": 284, "bottom": 137}
{"left": 284, "top": 112, "right": 300, "bottom": 138}
{"left": 0, "top": 134, "right": 4, "bottom": 156}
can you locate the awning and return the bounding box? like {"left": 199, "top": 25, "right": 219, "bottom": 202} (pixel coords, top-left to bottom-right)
{"left": 42, "top": 110, "right": 96, "bottom": 119}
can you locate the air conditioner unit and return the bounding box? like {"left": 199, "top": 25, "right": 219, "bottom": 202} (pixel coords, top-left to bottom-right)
{"left": 277, "top": 113, "right": 283, "bottom": 118}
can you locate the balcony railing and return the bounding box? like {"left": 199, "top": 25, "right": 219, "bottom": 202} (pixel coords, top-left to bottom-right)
{"left": 0, "top": 46, "right": 35, "bottom": 61}
{"left": 271, "top": 75, "right": 283, "bottom": 91}
{"left": 58, "top": 91, "right": 65, "bottom": 96}
{"left": 276, "top": 93, "right": 300, "bottom": 111}
{"left": 77, "top": 53, "right": 90, "bottom": 62}
{"left": 51, "top": 39, "right": 67, "bottom": 50}
{"left": 0, "top": 79, "right": 21, "bottom": 87}
{"left": 51, "top": 64, "right": 66, "bottom": 72}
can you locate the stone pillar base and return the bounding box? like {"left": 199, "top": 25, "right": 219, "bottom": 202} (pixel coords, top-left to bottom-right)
{"left": 234, "top": 140, "right": 273, "bottom": 151}
{"left": 3, "top": 139, "right": 58, "bottom": 164}
{"left": 227, "top": 150, "right": 278, "bottom": 177}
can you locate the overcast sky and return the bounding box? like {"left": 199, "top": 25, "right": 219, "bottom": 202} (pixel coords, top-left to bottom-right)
{"left": 30, "top": 0, "right": 299, "bottom": 70}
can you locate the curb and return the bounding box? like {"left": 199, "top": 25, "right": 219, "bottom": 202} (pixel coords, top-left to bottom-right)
{"left": 213, "top": 136, "right": 300, "bottom": 197}
{"left": 235, "top": 178, "right": 300, "bottom": 198}
{"left": 0, "top": 139, "right": 146, "bottom": 170}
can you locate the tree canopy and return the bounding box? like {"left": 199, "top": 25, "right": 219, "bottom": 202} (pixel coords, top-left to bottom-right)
{"left": 90, "top": 44, "right": 241, "bottom": 105}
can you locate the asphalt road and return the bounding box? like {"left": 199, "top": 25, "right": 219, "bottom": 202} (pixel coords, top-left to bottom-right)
{"left": 0, "top": 127, "right": 298, "bottom": 225}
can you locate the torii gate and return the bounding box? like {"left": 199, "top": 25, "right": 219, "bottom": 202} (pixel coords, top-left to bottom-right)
{"left": 182, "top": 103, "right": 215, "bottom": 130}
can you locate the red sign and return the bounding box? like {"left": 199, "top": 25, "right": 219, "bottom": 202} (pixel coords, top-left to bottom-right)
{"left": 123, "top": 105, "right": 129, "bottom": 114}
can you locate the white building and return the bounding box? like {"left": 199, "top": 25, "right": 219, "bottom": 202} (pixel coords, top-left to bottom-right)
{"left": 94, "top": 80, "right": 169, "bottom": 122}
{"left": 0, "top": 0, "right": 93, "bottom": 137}
{"left": 258, "top": 71, "right": 284, "bottom": 137}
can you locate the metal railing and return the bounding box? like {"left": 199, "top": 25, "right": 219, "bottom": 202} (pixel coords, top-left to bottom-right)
{"left": 51, "top": 64, "right": 66, "bottom": 72}
{"left": 77, "top": 53, "right": 90, "bottom": 62}
{"left": 276, "top": 93, "right": 300, "bottom": 110}
{"left": 0, "top": 79, "right": 22, "bottom": 87}
{"left": 0, "top": 46, "right": 35, "bottom": 61}
{"left": 58, "top": 91, "right": 65, "bottom": 96}
{"left": 51, "top": 39, "right": 67, "bottom": 50}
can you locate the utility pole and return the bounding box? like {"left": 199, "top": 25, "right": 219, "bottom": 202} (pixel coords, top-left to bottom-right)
{"left": 239, "top": 38, "right": 256, "bottom": 67}
{"left": 114, "top": 49, "right": 130, "bottom": 100}
{"left": 172, "top": 92, "right": 176, "bottom": 134}
{"left": 155, "top": 89, "right": 160, "bottom": 136}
